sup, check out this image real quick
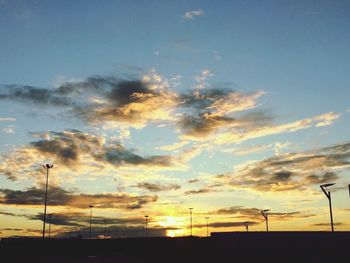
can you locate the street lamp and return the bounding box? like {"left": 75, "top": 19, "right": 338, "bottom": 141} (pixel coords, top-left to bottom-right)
{"left": 189, "top": 208, "right": 193, "bottom": 236}
{"left": 144, "top": 215, "right": 149, "bottom": 238}
{"left": 89, "top": 205, "right": 94, "bottom": 238}
{"left": 243, "top": 221, "right": 249, "bottom": 232}
{"left": 42, "top": 163, "right": 53, "bottom": 238}
{"left": 320, "top": 183, "right": 335, "bottom": 232}
{"left": 261, "top": 209, "right": 270, "bottom": 232}
{"left": 48, "top": 214, "right": 53, "bottom": 238}
{"left": 205, "top": 217, "right": 209, "bottom": 237}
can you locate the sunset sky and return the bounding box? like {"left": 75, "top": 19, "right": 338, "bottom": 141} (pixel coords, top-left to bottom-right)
{"left": 0, "top": 0, "right": 349, "bottom": 238}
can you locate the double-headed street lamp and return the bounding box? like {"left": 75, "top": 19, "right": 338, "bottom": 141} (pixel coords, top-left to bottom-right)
{"left": 189, "top": 208, "right": 193, "bottom": 236}
{"left": 42, "top": 163, "right": 53, "bottom": 238}
{"left": 261, "top": 209, "right": 270, "bottom": 232}
{"left": 144, "top": 215, "right": 149, "bottom": 238}
{"left": 243, "top": 221, "right": 249, "bottom": 232}
{"left": 89, "top": 205, "right": 94, "bottom": 238}
{"left": 320, "top": 183, "right": 335, "bottom": 232}
{"left": 205, "top": 216, "right": 209, "bottom": 237}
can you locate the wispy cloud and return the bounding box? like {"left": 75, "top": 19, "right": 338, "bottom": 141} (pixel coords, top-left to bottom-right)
{"left": 132, "top": 182, "right": 181, "bottom": 192}
{"left": 0, "top": 186, "right": 158, "bottom": 209}
{"left": 182, "top": 9, "right": 204, "bottom": 20}
{"left": 215, "top": 142, "right": 350, "bottom": 192}
{"left": 0, "top": 117, "right": 16, "bottom": 121}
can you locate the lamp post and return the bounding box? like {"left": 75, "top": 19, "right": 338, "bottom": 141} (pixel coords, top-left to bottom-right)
{"left": 320, "top": 183, "right": 335, "bottom": 232}
{"left": 205, "top": 217, "right": 209, "bottom": 237}
{"left": 189, "top": 208, "right": 193, "bottom": 236}
{"left": 42, "top": 163, "right": 53, "bottom": 238}
{"left": 48, "top": 214, "right": 53, "bottom": 238}
{"left": 103, "top": 219, "right": 106, "bottom": 239}
{"left": 261, "top": 209, "right": 270, "bottom": 232}
{"left": 243, "top": 221, "right": 249, "bottom": 232}
{"left": 144, "top": 215, "right": 149, "bottom": 238}
{"left": 89, "top": 205, "right": 94, "bottom": 238}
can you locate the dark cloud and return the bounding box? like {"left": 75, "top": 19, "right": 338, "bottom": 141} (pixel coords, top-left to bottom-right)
{"left": 133, "top": 182, "right": 181, "bottom": 192}
{"left": 211, "top": 206, "right": 314, "bottom": 220}
{"left": 194, "top": 221, "right": 259, "bottom": 228}
{"left": 215, "top": 142, "right": 350, "bottom": 192}
{"left": 0, "top": 129, "right": 177, "bottom": 181}
{"left": 184, "top": 188, "right": 214, "bottom": 195}
{"left": 177, "top": 89, "right": 268, "bottom": 138}
{"left": 312, "top": 222, "right": 344, "bottom": 227}
{"left": 0, "top": 74, "right": 178, "bottom": 127}
{"left": 188, "top": 178, "right": 199, "bottom": 184}
{"left": 0, "top": 186, "right": 158, "bottom": 209}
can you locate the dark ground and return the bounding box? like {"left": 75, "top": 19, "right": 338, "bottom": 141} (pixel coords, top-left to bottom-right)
{"left": 1, "top": 232, "right": 349, "bottom": 263}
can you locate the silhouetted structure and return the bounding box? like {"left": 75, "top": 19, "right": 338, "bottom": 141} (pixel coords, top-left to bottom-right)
{"left": 243, "top": 221, "right": 249, "bottom": 232}
{"left": 189, "top": 208, "right": 193, "bottom": 236}
{"left": 320, "top": 183, "right": 335, "bottom": 232}
{"left": 205, "top": 216, "right": 209, "bottom": 237}
{"left": 42, "top": 163, "right": 53, "bottom": 238}
{"left": 89, "top": 205, "right": 94, "bottom": 238}
{"left": 261, "top": 209, "right": 269, "bottom": 232}
{"left": 48, "top": 213, "right": 53, "bottom": 238}
{"left": 144, "top": 215, "right": 149, "bottom": 238}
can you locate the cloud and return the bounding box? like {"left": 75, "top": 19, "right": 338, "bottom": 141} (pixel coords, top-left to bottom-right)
{"left": 0, "top": 186, "right": 158, "bottom": 209}
{"left": 194, "top": 221, "right": 259, "bottom": 228}
{"left": 212, "top": 206, "right": 315, "bottom": 220}
{"left": 184, "top": 188, "right": 215, "bottom": 195}
{"left": 133, "top": 182, "right": 181, "bottom": 192}
{"left": 0, "top": 117, "right": 16, "bottom": 121}
{"left": 182, "top": 9, "right": 204, "bottom": 20}
{"left": 178, "top": 89, "right": 267, "bottom": 138}
{"left": 215, "top": 142, "right": 350, "bottom": 192}
{"left": 2, "top": 125, "right": 16, "bottom": 134}
{"left": 0, "top": 129, "right": 178, "bottom": 181}
{"left": 188, "top": 178, "right": 199, "bottom": 184}
{"left": 0, "top": 70, "right": 178, "bottom": 129}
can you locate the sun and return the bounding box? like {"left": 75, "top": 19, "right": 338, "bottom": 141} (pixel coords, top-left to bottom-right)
{"left": 157, "top": 216, "right": 187, "bottom": 237}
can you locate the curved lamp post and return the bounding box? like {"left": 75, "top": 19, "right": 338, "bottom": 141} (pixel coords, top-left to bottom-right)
{"left": 320, "top": 183, "right": 335, "bottom": 232}
{"left": 261, "top": 209, "right": 270, "bottom": 232}
{"left": 42, "top": 163, "right": 53, "bottom": 238}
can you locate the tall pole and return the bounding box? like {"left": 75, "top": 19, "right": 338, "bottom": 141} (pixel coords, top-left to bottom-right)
{"left": 328, "top": 191, "right": 334, "bottom": 232}
{"left": 189, "top": 208, "right": 193, "bottom": 236}
{"left": 205, "top": 217, "right": 209, "bottom": 237}
{"left": 89, "top": 205, "right": 94, "bottom": 238}
{"left": 42, "top": 163, "right": 53, "bottom": 239}
{"left": 48, "top": 214, "right": 52, "bottom": 238}
{"left": 104, "top": 219, "right": 106, "bottom": 239}
{"left": 320, "top": 183, "right": 335, "bottom": 232}
{"left": 145, "top": 215, "right": 149, "bottom": 238}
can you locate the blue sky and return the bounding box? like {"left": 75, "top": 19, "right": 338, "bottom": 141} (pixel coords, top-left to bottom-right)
{"left": 0, "top": 0, "right": 349, "bottom": 238}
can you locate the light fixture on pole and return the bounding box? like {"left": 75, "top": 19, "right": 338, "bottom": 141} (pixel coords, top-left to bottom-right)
{"left": 205, "top": 217, "right": 209, "bottom": 237}
{"left": 42, "top": 163, "right": 53, "bottom": 238}
{"left": 320, "top": 183, "right": 335, "bottom": 232}
{"left": 89, "top": 205, "right": 94, "bottom": 238}
{"left": 243, "top": 221, "right": 249, "bottom": 232}
{"left": 189, "top": 208, "right": 193, "bottom": 236}
{"left": 144, "top": 215, "right": 149, "bottom": 238}
{"left": 261, "top": 209, "right": 270, "bottom": 232}
{"left": 48, "top": 213, "right": 53, "bottom": 238}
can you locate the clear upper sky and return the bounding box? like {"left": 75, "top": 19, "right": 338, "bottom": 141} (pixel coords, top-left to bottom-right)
{"left": 0, "top": 0, "right": 349, "bottom": 238}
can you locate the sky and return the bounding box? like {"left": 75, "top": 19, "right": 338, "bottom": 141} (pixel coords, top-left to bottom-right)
{"left": 0, "top": 0, "right": 349, "bottom": 238}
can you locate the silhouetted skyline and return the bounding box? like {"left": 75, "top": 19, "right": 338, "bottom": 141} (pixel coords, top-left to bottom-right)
{"left": 0, "top": 0, "right": 350, "bottom": 238}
